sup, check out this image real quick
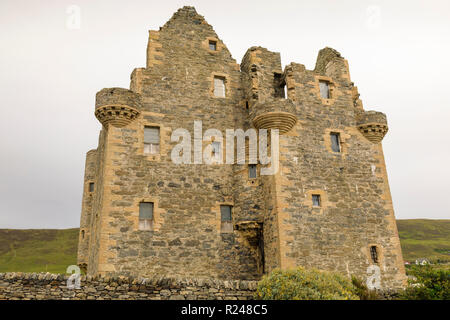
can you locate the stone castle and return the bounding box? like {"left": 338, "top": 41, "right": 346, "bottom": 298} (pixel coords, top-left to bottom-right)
{"left": 77, "top": 6, "right": 407, "bottom": 290}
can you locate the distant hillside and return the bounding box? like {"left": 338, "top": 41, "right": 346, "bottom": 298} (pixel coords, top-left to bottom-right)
{"left": 0, "top": 220, "right": 448, "bottom": 273}
{"left": 397, "top": 219, "right": 450, "bottom": 262}
{"left": 0, "top": 229, "right": 78, "bottom": 274}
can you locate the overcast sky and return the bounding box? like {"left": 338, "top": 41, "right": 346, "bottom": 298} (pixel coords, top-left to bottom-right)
{"left": 0, "top": 0, "right": 449, "bottom": 229}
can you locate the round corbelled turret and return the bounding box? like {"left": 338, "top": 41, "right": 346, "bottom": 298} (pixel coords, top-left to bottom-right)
{"left": 95, "top": 88, "right": 141, "bottom": 128}
{"left": 251, "top": 99, "right": 297, "bottom": 134}
{"left": 357, "top": 111, "right": 389, "bottom": 143}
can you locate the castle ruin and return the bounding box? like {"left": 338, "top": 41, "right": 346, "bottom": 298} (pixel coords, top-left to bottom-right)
{"left": 77, "top": 6, "right": 407, "bottom": 290}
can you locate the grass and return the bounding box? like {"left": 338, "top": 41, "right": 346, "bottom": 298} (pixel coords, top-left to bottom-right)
{"left": 0, "top": 229, "right": 79, "bottom": 274}
{"left": 397, "top": 219, "right": 450, "bottom": 263}
{"left": 0, "top": 219, "right": 448, "bottom": 273}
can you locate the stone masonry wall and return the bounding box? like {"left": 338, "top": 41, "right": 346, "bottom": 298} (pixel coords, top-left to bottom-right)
{"left": 0, "top": 273, "right": 257, "bottom": 300}
{"left": 85, "top": 6, "right": 262, "bottom": 281}
{"left": 268, "top": 49, "right": 407, "bottom": 289}
{"left": 238, "top": 44, "right": 407, "bottom": 289}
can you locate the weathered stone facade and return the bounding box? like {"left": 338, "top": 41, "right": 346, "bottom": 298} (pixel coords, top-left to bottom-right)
{"left": 78, "top": 6, "right": 407, "bottom": 290}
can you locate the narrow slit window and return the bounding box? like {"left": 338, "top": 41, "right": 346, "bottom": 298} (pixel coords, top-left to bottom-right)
{"left": 370, "top": 246, "right": 379, "bottom": 264}
{"left": 312, "top": 194, "right": 321, "bottom": 207}
{"left": 330, "top": 133, "right": 341, "bottom": 153}
{"left": 220, "top": 205, "right": 233, "bottom": 233}
{"left": 214, "top": 76, "right": 226, "bottom": 97}
{"left": 144, "top": 127, "right": 160, "bottom": 155}
{"left": 88, "top": 182, "right": 94, "bottom": 193}
{"left": 249, "top": 164, "right": 257, "bottom": 179}
{"left": 139, "top": 202, "right": 154, "bottom": 231}
{"left": 209, "top": 40, "right": 217, "bottom": 51}
{"left": 319, "top": 80, "right": 330, "bottom": 99}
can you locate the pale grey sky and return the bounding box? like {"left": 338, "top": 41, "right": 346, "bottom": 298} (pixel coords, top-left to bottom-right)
{"left": 0, "top": 0, "right": 449, "bottom": 229}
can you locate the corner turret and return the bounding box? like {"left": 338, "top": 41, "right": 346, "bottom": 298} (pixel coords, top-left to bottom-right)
{"left": 357, "top": 110, "right": 389, "bottom": 143}
{"left": 95, "top": 88, "right": 141, "bottom": 128}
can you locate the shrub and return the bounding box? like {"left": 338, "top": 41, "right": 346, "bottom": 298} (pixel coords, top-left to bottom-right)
{"left": 255, "top": 267, "right": 359, "bottom": 300}
{"left": 351, "top": 276, "right": 381, "bottom": 300}
{"left": 399, "top": 265, "right": 450, "bottom": 300}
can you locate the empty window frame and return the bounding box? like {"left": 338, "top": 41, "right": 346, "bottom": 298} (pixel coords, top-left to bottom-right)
{"left": 220, "top": 205, "right": 233, "bottom": 233}
{"left": 330, "top": 132, "right": 341, "bottom": 153}
{"left": 312, "top": 194, "right": 321, "bottom": 207}
{"left": 214, "top": 76, "right": 226, "bottom": 97}
{"left": 144, "top": 126, "right": 160, "bottom": 155}
{"left": 249, "top": 164, "right": 257, "bottom": 179}
{"left": 88, "top": 182, "right": 94, "bottom": 193}
{"left": 370, "top": 246, "right": 379, "bottom": 264}
{"left": 209, "top": 40, "right": 217, "bottom": 51}
{"left": 319, "top": 80, "right": 331, "bottom": 99}
{"left": 274, "top": 73, "right": 286, "bottom": 99}
{"left": 139, "top": 202, "right": 154, "bottom": 231}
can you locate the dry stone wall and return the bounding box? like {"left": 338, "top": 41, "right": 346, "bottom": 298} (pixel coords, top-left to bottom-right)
{"left": 0, "top": 273, "right": 257, "bottom": 300}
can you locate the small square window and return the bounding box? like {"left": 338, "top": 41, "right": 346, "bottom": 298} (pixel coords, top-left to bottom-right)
{"left": 144, "top": 127, "right": 160, "bottom": 155}
{"left": 214, "top": 76, "right": 226, "bottom": 97}
{"left": 330, "top": 133, "right": 341, "bottom": 153}
{"left": 88, "top": 182, "right": 94, "bottom": 193}
{"left": 209, "top": 40, "right": 217, "bottom": 51}
{"left": 139, "top": 202, "right": 154, "bottom": 231}
{"left": 249, "top": 164, "right": 257, "bottom": 179}
{"left": 319, "top": 81, "right": 330, "bottom": 99}
{"left": 370, "top": 246, "right": 379, "bottom": 264}
{"left": 312, "top": 194, "right": 321, "bottom": 207}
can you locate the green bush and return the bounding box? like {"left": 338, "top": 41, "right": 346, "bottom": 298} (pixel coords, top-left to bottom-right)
{"left": 399, "top": 265, "right": 450, "bottom": 300}
{"left": 255, "top": 267, "right": 359, "bottom": 300}
{"left": 351, "top": 276, "right": 381, "bottom": 300}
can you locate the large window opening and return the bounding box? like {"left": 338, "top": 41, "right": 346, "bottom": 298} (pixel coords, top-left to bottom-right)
{"left": 319, "top": 80, "right": 331, "bottom": 99}
{"left": 144, "top": 127, "right": 160, "bottom": 155}
{"left": 330, "top": 132, "right": 341, "bottom": 153}
{"left": 139, "top": 202, "right": 154, "bottom": 231}
{"left": 214, "top": 76, "right": 226, "bottom": 97}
